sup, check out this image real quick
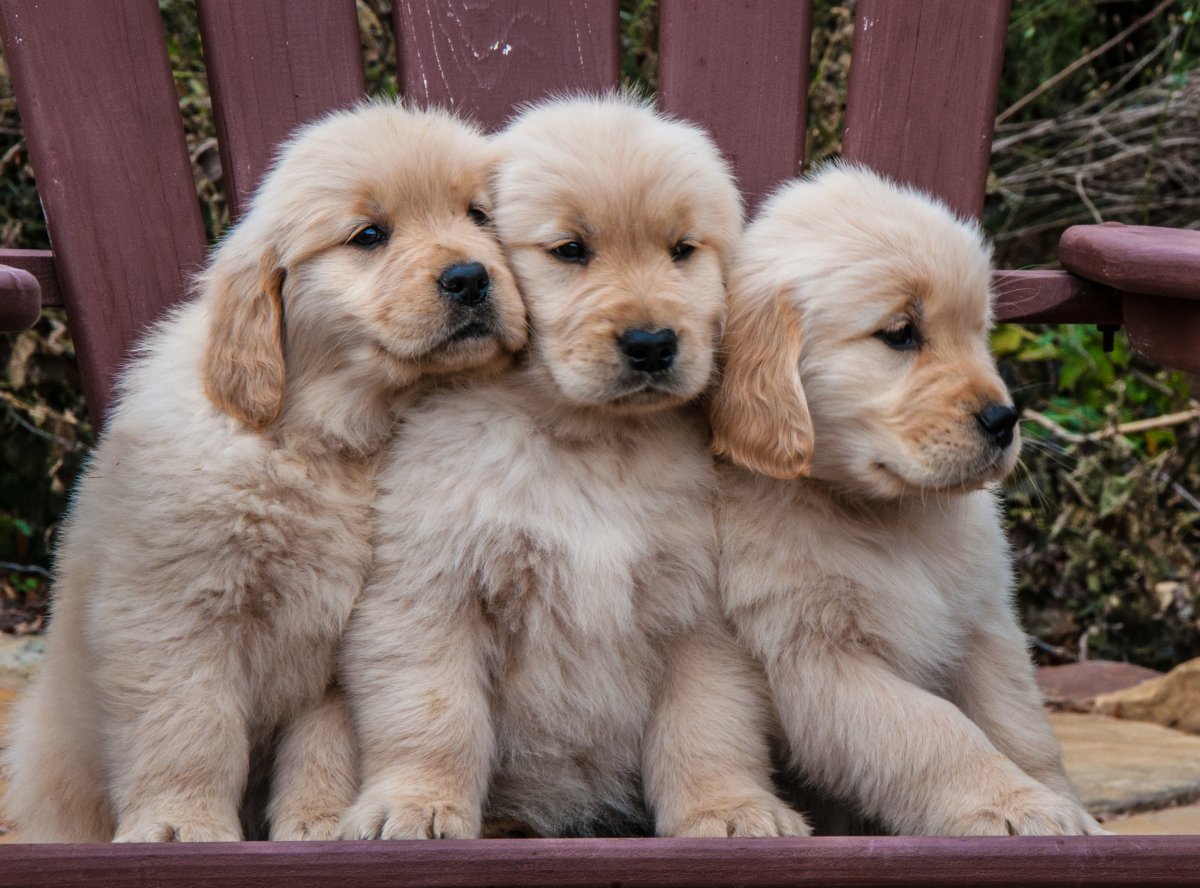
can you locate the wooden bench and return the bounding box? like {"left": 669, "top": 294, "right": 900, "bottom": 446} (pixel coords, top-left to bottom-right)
{"left": 0, "top": 1, "right": 1197, "bottom": 884}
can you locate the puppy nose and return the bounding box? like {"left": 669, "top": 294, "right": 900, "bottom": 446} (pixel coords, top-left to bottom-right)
{"left": 976, "top": 403, "right": 1019, "bottom": 448}
{"left": 437, "top": 262, "right": 490, "bottom": 307}
{"left": 618, "top": 328, "right": 678, "bottom": 374}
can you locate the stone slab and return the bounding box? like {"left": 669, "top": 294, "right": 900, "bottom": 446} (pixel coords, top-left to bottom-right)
{"left": 1107, "top": 802, "right": 1200, "bottom": 835}
{"left": 1050, "top": 712, "right": 1200, "bottom": 815}
{"left": 0, "top": 635, "right": 44, "bottom": 691}
{"left": 1093, "top": 658, "right": 1200, "bottom": 735}
{"left": 1037, "top": 660, "right": 1162, "bottom": 710}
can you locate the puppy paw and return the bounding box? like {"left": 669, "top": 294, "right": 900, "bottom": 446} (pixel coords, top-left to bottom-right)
{"left": 270, "top": 808, "right": 344, "bottom": 841}
{"left": 114, "top": 814, "right": 241, "bottom": 843}
{"left": 949, "top": 783, "right": 1105, "bottom": 837}
{"left": 668, "top": 793, "right": 811, "bottom": 838}
{"left": 338, "top": 795, "right": 478, "bottom": 840}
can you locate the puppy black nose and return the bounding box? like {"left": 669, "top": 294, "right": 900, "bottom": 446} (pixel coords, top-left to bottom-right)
{"left": 976, "top": 403, "right": 1019, "bottom": 448}
{"left": 437, "top": 262, "right": 490, "bottom": 307}
{"left": 618, "top": 328, "right": 678, "bottom": 374}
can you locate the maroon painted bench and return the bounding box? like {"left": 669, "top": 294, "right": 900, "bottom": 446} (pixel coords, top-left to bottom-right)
{"left": 0, "top": 1, "right": 1197, "bottom": 885}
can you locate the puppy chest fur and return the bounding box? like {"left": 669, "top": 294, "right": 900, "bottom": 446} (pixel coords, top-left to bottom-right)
{"left": 359, "top": 377, "right": 716, "bottom": 834}
{"left": 718, "top": 468, "right": 1010, "bottom": 693}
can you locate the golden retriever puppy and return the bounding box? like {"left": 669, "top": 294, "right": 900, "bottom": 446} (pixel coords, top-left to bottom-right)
{"left": 709, "top": 164, "right": 1105, "bottom": 836}
{"left": 4, "top": 102, "right": 526, "bottom": 843}
{"left": 338, "top": 95, "right": 809, "bottom": 840}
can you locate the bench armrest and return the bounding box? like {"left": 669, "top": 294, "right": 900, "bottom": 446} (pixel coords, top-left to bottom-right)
{"left": 1060, "top": 222, "right": 1200, "bottom": 302}
{"left": 0, "top": 263, "right": 41, "bottom": 331}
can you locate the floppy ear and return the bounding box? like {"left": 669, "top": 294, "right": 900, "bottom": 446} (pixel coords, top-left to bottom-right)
{"left": 201, "top": 236, "right": 286, "bottom": 430}
{"left": 709, "top": 275, "right": 813, "bottom": 480}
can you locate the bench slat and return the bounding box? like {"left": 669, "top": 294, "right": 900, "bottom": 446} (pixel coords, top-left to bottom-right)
{"left": 394, "top": 0, "right": 620, "bottom": 132}
{"left": 842, "top": 0, "right": 1011, "bottom": 220}
{"left": 195, "top": 0, "right": 366, "bottom": 220}
{"left": 659, "top": 0, "right": 812, "bottom": 209}
{"left": 0, "top": 0, "right": 207, "bottom": 428}
{"left": 0, "top": 836, "right": 1196, "bottom": 888}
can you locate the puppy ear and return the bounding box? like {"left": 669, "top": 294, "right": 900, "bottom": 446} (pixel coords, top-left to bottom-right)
{"left": 709, "top": 276, "right": 813, "bottom": 479}
{"left": 202, "top": 237, "right": 286, "bottom": 430}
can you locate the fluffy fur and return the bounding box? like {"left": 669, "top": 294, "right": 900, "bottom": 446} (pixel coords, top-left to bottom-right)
{"left": 338, "top": 95, "right": 808, "bottom": 840}
{"left": 4, "top": 102, "right": 526, "bottom": 842}
{"left": 710, "top": 165, "right": 1105, "bottom": 836}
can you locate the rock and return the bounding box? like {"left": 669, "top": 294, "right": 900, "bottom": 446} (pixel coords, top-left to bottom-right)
{"left": 1036, "top": 660, "right": 1162, "bottom": 711}
{"left": 1092, "top": 658, "right": 1200, "bottom": 735}
{"left": 0, "top": 635, "right": 43, "bottom": 691}
{"left": 1050, "top": 712, "right": 1200, "bottom": 815}
{"left": 1107, "top": 801, "right": 1200, "bottom": 835}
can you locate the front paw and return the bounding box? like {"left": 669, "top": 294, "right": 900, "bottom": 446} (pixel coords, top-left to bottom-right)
{"left": 338, "top": 794, "right": 479, "bottom": 840}
{"left": 947, "top": 782, "right": 1107, "bottom": 836}
{"left": 666, "top": 792, "right": 811, "bottom": 838}
{"left": 114, "top": 813, "right": 241, "bottom": 843}
{"left": 270, "top": 807, "right": 344, "bottom": 841}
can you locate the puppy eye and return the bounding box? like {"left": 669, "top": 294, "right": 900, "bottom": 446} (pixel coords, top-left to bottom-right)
{"left": 468, "top": 205, "right": 490, "bottom": 227}
{"left": 348, "top": 225, "right": 390, "bottom": 249}
{"left": 876, "top": 322, "right": 921, "bottom": 351}
{"left": 550, "top": 240, "right": 588, "bottom": 264}
{"left": 671, "top": 241, "right": 696, "bottom": 262}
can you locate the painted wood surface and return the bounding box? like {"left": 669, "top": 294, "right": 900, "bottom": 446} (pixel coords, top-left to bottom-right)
{"left": 0, "top": 0, "right": 206, "bottom": 428}
{"left": 993, "top": 270, "right": 1122, "bottom": 326}
{"left": 658, "top": 0, "right": 812, "bottom": 209}
{"left": 394, "top": 0, "right": 620, "bottom": 132}
{"left": 842, "top": 0, "right": 1011, "bottom": 220}
{"left": 1060, "top": 223, "right": 1200, "bottom": 303}
{"left": 0, "top": 836, "right": 1197, "bottom": 887}
{"left": 0, "top": 249, "right": 61, "bottom": 308}
{"left": 0, "top": 262, "right": 40, "bottom": 331}
{"left": 195, "top": 0, "right": 366, "bottom": 219}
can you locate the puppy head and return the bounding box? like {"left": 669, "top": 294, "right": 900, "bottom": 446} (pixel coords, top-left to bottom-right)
{"left": 711, "top": 164, "right": 1019, "bottom": 497}
{"left": 202, "top": 101, "right": 526, "bottom": 430}
{"left": 493, "top": 94, "right": 742, "bottom": 416}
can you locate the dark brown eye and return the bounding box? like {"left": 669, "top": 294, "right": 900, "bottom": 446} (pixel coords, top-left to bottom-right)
{"left": 550, "top": 240, "right": 588, "bottom": 264}
{"left": 876, "top": 321, "right": 921, "bottom": 351}
{"left": 348, "top": 225, "right": 389, "bottom": 249}
{"left": 468, "top": 205, "right": 490, "bottom": 227}
{"left": 671, "top": 241, "right": 696, "bottom": 262}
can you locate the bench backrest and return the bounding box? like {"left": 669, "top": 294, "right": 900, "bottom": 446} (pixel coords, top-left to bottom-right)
{"left": 5, "top": 0, "right": 1104, "bottom": 429}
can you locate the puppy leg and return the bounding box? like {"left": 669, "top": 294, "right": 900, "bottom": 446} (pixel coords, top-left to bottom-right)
{"left": 951, "top": 615, "right": 1105, "bottom": 833}
{"left": 338, "top": 583, "right": 492, "bottom": 841}
{"left": 107, "top": 639, "right": 248, "bottom": 843}
{"left": 645, "top": 626, "right": 810, "bottom": 838}
{"left": 268, "top": 688, "right": 358, "bottom": 841}
{"left": 766, "top": 643, "right": 1099, "bottom": 836}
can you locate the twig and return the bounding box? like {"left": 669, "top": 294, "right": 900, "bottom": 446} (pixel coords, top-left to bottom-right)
{"left": 0, "top": 561, "right": 51, "bottom": 579}
{"left": 1023, "top": 407, "right": 1200, "bottom": 444}
{"left": 996, "top": 0, "right": 1179, "bottom": 125}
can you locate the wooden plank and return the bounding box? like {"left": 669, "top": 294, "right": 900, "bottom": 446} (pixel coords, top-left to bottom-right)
{"left": 659, "top": 0, "right": 812, "bottom": 209}
{"left": 842, "top": 0, "right": 1011, "bottom": 220}
{"left": 195, "top": 0, "right": 366, "bottom": 219}
{"left": 1060, "top": 223, "right": 1200, "bottom": 303}
{"left": 394, "top": 0, "right": 620, "bottom": 132}
{"left": 0, "top": 248, "right": 62, "bottom": 308}
{"left": 993, "top": 270, "right": 1122, "bottom": 326}
{"left": 0, "top": 837, "right": 1197, "bottom": 887}
{"left": 1124, "top": 293, "right": 1200, "bottom": 374}
{"left": 0, "top": 0, "right": 207, "bottom": 428}
{"left": 0, "top": 262, "right": 40, "bottom": 331}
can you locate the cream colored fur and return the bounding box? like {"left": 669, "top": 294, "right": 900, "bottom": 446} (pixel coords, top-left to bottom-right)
{"left": 338, "top": 95, "right": 809, "bottom": 840}
{"left": 4, "top": 102, "right": 526, "bottom": 842}
{"left": 711, "top": 165, "right": 1106, "bottom": 836}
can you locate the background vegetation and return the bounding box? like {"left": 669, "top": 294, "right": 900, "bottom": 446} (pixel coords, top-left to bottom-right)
{"left": 1, "top": 0, "right": 1197, "bottom": 667}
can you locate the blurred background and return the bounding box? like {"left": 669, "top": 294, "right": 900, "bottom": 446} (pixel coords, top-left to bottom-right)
{"left": 1, "top": 0, "right": 1197, "bottom": 669}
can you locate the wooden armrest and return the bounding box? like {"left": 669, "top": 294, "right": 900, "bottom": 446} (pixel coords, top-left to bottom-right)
{"left": 1060, "top": 222, "right": 1200, "bottom": 302}
{"left": 0, "top": 262, "right": 41, "bottom": 331}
